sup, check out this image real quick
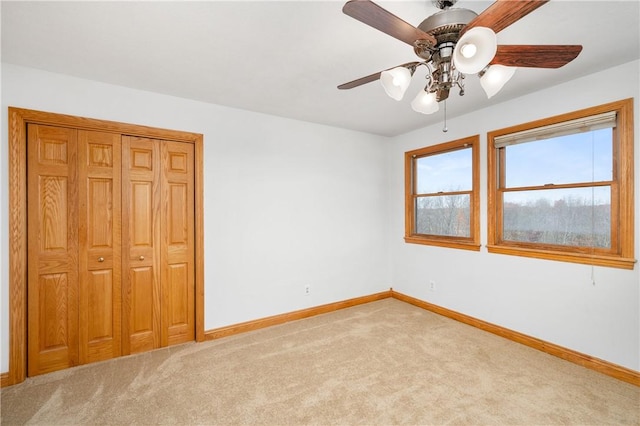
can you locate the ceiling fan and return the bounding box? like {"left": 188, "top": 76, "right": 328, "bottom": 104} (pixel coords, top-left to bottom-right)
{"left": 338, "top": 0, "right": 583, "bottom": 115}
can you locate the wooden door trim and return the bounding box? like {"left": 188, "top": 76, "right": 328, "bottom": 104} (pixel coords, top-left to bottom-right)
{"left": 6, "top": 107, "right": 205, "bottom": 386}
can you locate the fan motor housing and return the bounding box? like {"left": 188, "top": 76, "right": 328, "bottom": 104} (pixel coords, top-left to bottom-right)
{"left": 418, "top": 7, "right": 478, "bottom": 47}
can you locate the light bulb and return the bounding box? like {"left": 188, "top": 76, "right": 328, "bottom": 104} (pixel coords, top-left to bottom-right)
{"left": 460, "top": 43, "right": 477, "bottom": 58}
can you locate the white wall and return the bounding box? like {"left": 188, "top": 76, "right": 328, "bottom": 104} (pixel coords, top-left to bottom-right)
{"left": 2, "top": 60, "right": 638, "bottom": 375}
{"left": 0, "top": 63, "right": 391, "bottom": 372}
{"left": 386, "top": 60, "right": 640, "bottom": 371}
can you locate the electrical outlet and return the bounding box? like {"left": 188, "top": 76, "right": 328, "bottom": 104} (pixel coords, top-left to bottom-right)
{"left": 305, "top": 285, "right": 311, "bottom": 295}
{"left": 429, "top": 281, "right": 436, "bottom": 292}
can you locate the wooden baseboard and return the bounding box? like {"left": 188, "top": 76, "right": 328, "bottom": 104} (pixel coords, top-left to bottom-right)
{"left": 391, "top": 290, "right": 640, "bottom": 386}
{"left": 204, "top": 290, "right": 393, "bottom": 341}
{"left": 1, "top": 372, "right": 10, "bottom": 388}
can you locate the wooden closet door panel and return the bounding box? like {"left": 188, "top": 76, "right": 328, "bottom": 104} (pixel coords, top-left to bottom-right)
{"left": 122, "top": 136, "right": 161, "bottom": 355}
{"left": 161, "top": 142, "right": 195, "bottom": 346}
{"left": 78, "top": 131, "right": 122, "bottom": 364}
{"left": 27, "top": 124, "right": 79, "bottom": 376}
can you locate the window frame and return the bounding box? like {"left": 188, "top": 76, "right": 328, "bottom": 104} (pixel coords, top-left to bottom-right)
{"left": 405, "top": 135, "right": 480, "bottom": 251}
{"left": 487, "top": 98, "right": 635, "bottom": 269}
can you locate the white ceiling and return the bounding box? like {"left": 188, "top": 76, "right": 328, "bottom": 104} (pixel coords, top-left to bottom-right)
{"left": 2, "top": 1, "right": 639, "bottom": 137}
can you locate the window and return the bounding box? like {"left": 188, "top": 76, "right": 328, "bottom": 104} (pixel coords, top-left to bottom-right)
{"left": 405, "top": 135, "right": 480, "bottom": 250}
{"left": 487, "top": 99, "right": 635, "bottom": 269}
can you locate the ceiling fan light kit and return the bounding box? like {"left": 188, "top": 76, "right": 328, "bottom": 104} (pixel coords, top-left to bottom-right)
{"left": 339, "top": 0, "right": 582, "bottom": 120}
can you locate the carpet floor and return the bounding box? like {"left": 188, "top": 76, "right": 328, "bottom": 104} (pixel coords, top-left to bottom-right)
{"left": 1, "top": 298, "right": 638, "bottom": 425}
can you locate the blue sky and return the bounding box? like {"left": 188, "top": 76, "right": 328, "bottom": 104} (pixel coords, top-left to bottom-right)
{"left": 416, "top": 147, "right": 471, "bottom": 194}
{"left": 505, "top": 128, "right": 612, "bottom": 188}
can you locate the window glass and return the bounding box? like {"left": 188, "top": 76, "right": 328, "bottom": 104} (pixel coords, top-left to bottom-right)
{"left": 416, "top": 194, "right": 470, "bottom": 237}
{"left": 503, "top": 186, "right": 611, "bottom": 248}
{"left": 416, "top": 148, "right": 472, "bottom": 194}
{"left": 505, "top": 129, "right": 613, "bottom": 187}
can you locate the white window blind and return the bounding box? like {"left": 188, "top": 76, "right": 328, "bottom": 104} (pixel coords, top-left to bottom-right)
{"left": 494, "top": 111, "right": 617, "bottom": 148}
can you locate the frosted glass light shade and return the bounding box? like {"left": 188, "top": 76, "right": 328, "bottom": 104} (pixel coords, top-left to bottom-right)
{"left": 380, "top": 67, "right": 412, "bottom": 100}
{"left": 411, "top": 91, "right": 439, "bottom": 114}
{"left": 480, "top": 65, "right": 516, "bottom": 98}
{"left": 452, "top": 27, "right": 497, "bottom": 74}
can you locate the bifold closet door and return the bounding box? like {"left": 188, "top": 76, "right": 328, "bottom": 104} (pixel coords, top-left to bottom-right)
{"left": 27, "top": 124, "right": 79, "bottom": 376}
{"left": 28, "top": 128, "right": 194, "bottom": 373}
{"left": 27, "top": 125, "right": 122, "bottom": 376}
{"left": 122, "top": 136, "right": 195, "bottom": 354}
{"left": 77, "top": 131, "right": 122, "bottom": 364}
{"left": 122, "top": 136, "right": 161, "bottom": 354}
{"left": 161, "top": 141, "right": 195, "bottom": 347}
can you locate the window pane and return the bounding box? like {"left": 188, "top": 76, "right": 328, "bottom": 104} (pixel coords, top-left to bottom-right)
{"left": 505, "top": 128, "right": 612, "bottom": 188}
{"left": 415, "top": 194, "right": 470, "bottom": 237}
{"left": 416, "top": 148, "right": 472, "bottom": 194}
{"left": 503, "top": 186, "right": 611, "bottom": 248}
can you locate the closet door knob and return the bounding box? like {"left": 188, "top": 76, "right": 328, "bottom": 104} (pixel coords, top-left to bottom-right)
{"left": 139, "top": 255, "right": 145, "bottom": 261}
{"left": 98, "top": 257, "right": 104, "bottom": 262}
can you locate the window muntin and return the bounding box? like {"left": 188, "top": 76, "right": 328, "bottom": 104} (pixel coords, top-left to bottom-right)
{"left": 487, "top": 99, "right": 635, "bottom": 269}
{"left": 405, "top": 136, "right": 480, "bottom": 250}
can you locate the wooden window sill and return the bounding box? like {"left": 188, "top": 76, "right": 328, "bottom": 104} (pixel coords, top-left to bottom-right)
{"left": 487, "top": 244, "right": 636, "bottom": 270}
{"left": 405, "top": 236, "right": 481, "bottom": 251}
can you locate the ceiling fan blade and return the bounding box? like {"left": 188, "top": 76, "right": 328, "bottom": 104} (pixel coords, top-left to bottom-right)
{"left": 338, "top": 62, "right": 420, "bottom": 90}
{"left": 491, "top": 45, "right": 583, "bottom": 68}
{"left": 342, "top": 0, "right": 437, "bottom": 47}
{"left": 338, "top": 73, "right": 383, "bottom": 90}
{"left": 462, "top": 0, "right": 549, "bottom": 35}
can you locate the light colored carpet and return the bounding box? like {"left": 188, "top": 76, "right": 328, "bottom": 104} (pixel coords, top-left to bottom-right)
{"left": 1, "top": 298, "right": 638, "bottom": 425}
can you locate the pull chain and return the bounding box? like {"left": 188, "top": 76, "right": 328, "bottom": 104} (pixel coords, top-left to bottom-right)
{"left": 442, "top": 99, "right": 448, "bottom": 133}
